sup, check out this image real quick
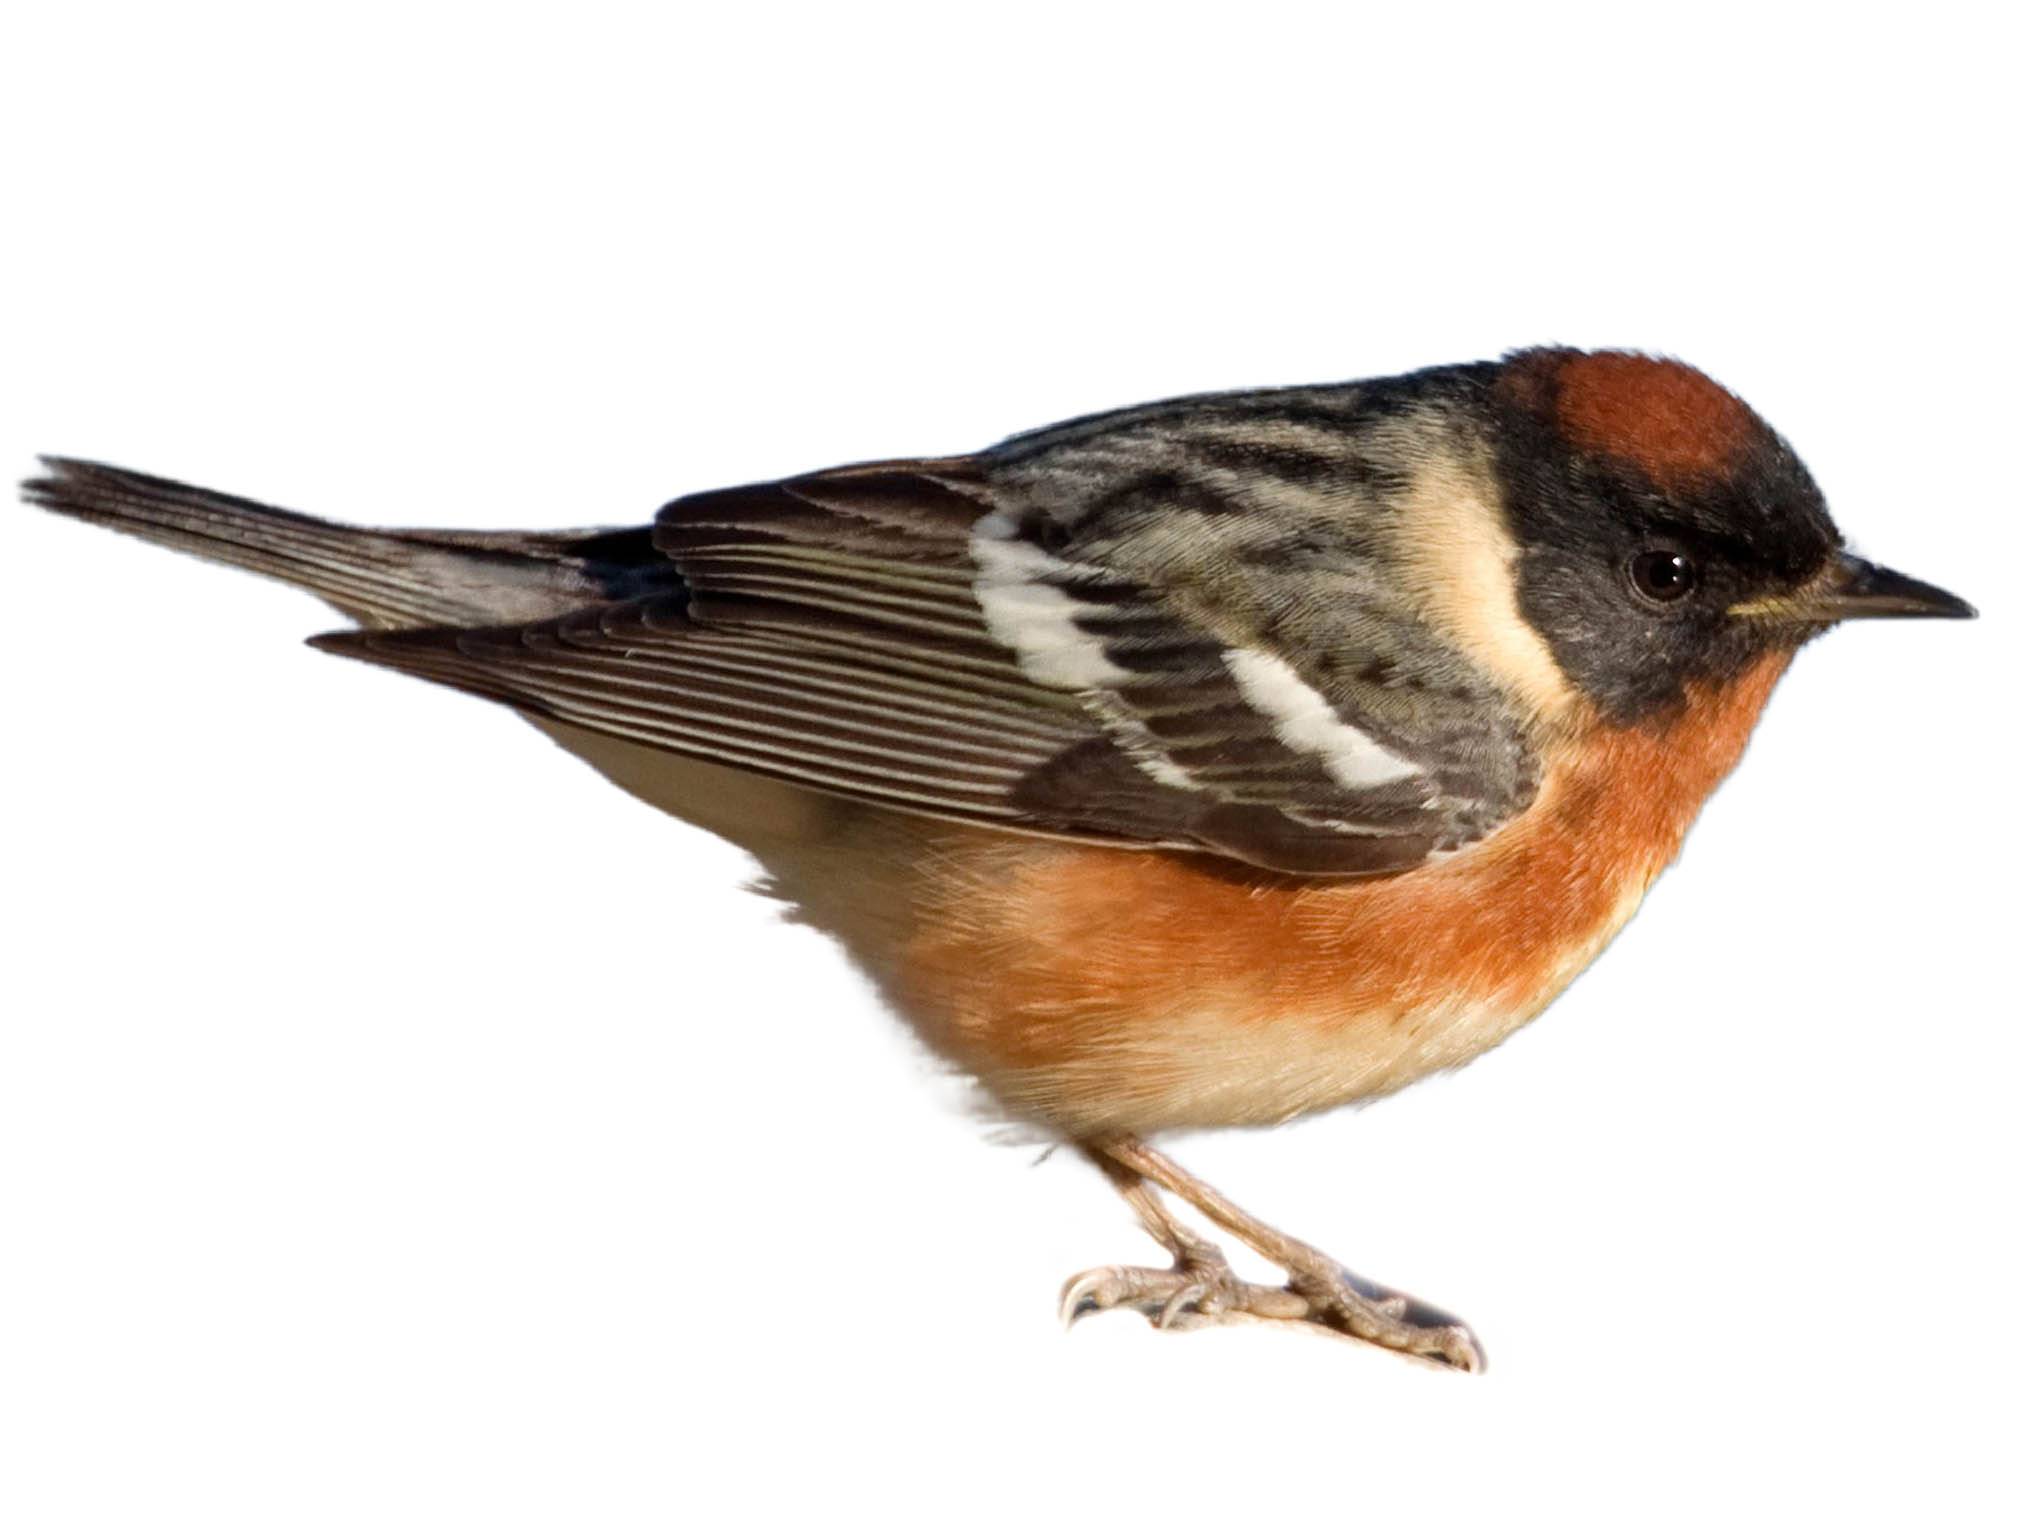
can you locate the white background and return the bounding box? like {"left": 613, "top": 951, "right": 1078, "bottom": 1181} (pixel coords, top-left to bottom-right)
{"left": 3, "top": 5, "right": 2012, "bottom": 1510}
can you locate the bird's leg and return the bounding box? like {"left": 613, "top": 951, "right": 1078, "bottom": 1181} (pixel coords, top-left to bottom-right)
{"left": 1061, "top": 1135, "right": 1484, "bottom": 1371}
{"left": 1058, "top": 1148, "right": 1272, "bottom": 1329}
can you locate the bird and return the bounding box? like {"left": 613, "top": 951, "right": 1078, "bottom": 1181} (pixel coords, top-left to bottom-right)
{"left": 22, "top": 347, "right": 1974, "bottom": 1371}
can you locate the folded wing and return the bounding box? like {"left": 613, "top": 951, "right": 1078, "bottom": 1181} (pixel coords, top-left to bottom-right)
{"left": 315, "top": 457, "right": 1527, "bottom": 875}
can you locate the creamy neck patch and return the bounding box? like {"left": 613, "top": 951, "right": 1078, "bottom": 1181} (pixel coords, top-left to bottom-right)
{"left": 1389, "top": 445, "right": 1580, "bottom": 727}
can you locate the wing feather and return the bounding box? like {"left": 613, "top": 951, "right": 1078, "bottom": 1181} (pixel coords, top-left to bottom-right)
{"left": 314, "top": 452, "right": 1531, "bottom": 875}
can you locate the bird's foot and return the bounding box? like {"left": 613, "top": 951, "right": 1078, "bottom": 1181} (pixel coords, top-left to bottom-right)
{"left": 1060, "top": 1240, "right": 1263, "bottom": 1330}
{"left": 1062, "top": 1248, "right": 1483, "bottom": 1371}
{"left": 1282, "top": 1265, "right": 1485, "bottom": 1372}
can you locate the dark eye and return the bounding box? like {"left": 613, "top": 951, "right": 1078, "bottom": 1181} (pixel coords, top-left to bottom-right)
{"left": 1628, "top": 548, "right": 1698, "bottom": 605}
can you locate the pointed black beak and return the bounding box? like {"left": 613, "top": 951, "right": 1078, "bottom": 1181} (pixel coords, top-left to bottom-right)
{"left": 1733, "top": 551, "right": 1977, "bottom": 624}
{"left": 1812, "top": 552, "right": 1976, "bottom": 620}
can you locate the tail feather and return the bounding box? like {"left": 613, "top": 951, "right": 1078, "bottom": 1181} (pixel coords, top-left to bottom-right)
{"left": 22, "top": 457, "right": 673, "bottom": 630}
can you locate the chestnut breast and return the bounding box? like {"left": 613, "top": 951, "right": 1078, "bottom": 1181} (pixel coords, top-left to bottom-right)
{"left": 890, "top": 651, "right": 1792, "bottom": 1135}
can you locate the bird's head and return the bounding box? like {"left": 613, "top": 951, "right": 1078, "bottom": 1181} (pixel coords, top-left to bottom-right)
{"left": 1485, "top": 347, "right": 1973, "bottom": 724}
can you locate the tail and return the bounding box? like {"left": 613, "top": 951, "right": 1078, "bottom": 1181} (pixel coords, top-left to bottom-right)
{"left": 21, "top": 457, "right": 675, "bottom": 631}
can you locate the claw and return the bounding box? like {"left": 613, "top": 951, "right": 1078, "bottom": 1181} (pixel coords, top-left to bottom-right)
{"left": 1058, "top": 1268, "right": 1113, "bottom": 1325}
{"left": 1432, "top": 1325, "right": 1487, "bottom": 1374}
{"left": 1060, "top": 1265, "right": 1161, "bottom": 1325}
{"left": 1156, "top": 1280, "right": 1210, "bottom": 1328}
